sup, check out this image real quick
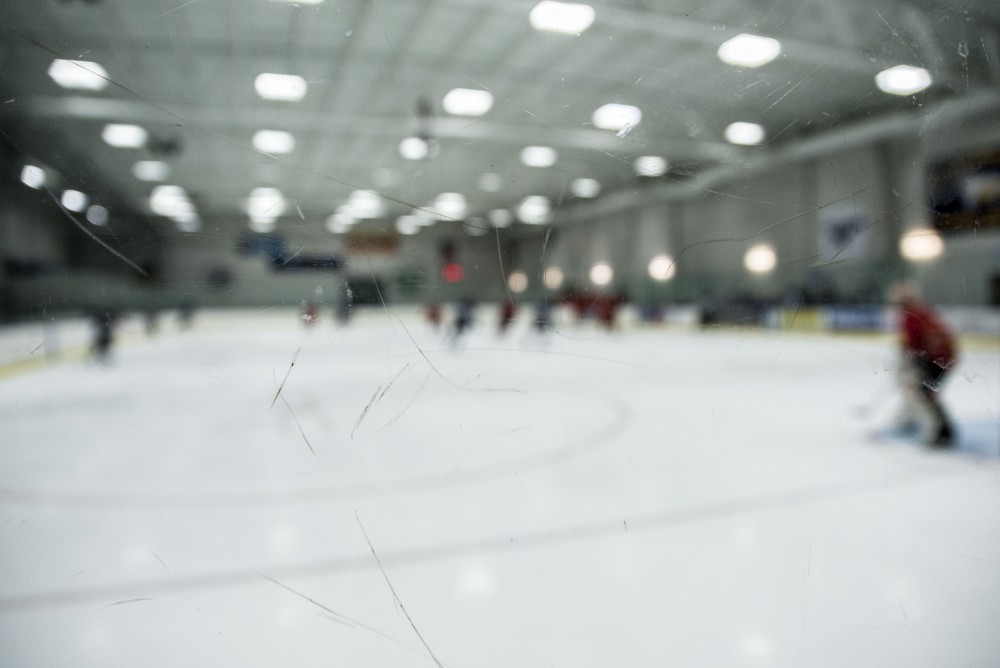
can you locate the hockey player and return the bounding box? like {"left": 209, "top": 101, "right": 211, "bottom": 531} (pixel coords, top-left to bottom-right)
{"left": 891, "top": 282, "right": 958, "bottom": 446}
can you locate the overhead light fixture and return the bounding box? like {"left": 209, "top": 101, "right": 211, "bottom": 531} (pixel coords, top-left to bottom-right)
{"left": 20, "top": 165, "right": 46, "bottom": 190}
{"left": 725, "top": 122, "right": 766, "bottom": 145}
{"left": 47, "top": 59, "right": 109, "bottom": 91}
{"left": 132, "top": 160, "right": 170, "bottom": 182}
{"left": 571, "top": 178, "right": 601, "bottom": 198}
{"left": 86, "top": 205, "right": 109, "bottom": 226}
{"left": 399, "top": 136, "right": 430, "bottom": 160}
{"left": 176, "top": 215, "right": 201, "bottom": 233}
{"left": 432, "top": 192, "right": 467, "bottom": 219}
{"left": 412, "top": 209, "right": 438, "bottom": 226}
{"left": 271, "top": 0, "right": 325, "bottom": 4}
{"left": 744, "top": 244, "right": 777, "bottom": 273}
{"left": 717, "top": 34, "right": 782, "bottom": 68}
{"left": 252, "top": 129, "right": 295, "bottom": 154}
{"left": 530, "top": 1, "right": 595, "bottom": 35}
{"left": 344, "top": 190, "right": 385, "bottom": 219}
{"left": 875, "top": 65, "right": 932, "bottom": 96}
{"left": 150, "top": 185, "right": 196, "bottom": 220}
{"left": 489, "top": 209, "right": 514, "bottom": 228}
{"left": 517, "top": 195, "right": 552, "bottom": 224}
{"left": 442, "top": 88, "right": 494, "bottom": 116}
{"left": 589, "top": 262, "right": 613, "bottom": 286}
{"left": 325, "top": 213, "right": 353, "bottom": 233}
{"left": 246, "top": 187, "right": 287, "bottom": 223}
{"left": 249, "top": 219, "right": 276, "bottom": 233}
{"left": 508, "top": 271, "right": 529, "bottom": 293}
{"left": 634, "top": 155, "right": 667, "bottom": 177}
{"left": 396, "top": 216, "right": 420, "bottom": 235}
{"left": 255, "top": 73, "right": 308, "bottom": 101}
{"left": 102, "top": 124, "right": 148, "bottom": 148}
{"left": 592, "top": 103, "right": 641, "bottom": 131}
{"left": 899, "top": 228, "right": 944, "bottom": 261}
{"left": 61, "top": 190, "right": 88, "bottom": 213}
{"left": 521, "top": 146, "right": 557, "bottom": 168}
{"left": 648, "top": 254, "right": 676, "bottom": 281}
{"left": 543, "top": 266, "right": 564, "bottom": 290}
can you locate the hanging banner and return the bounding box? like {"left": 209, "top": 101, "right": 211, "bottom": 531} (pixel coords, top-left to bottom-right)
{"left": 817, "top": 206, "right": 870, "bottom": 263}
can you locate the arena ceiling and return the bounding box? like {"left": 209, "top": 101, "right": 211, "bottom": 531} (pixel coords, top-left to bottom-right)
{"left": 1, "top": 0, "right": 999, "bottom": 237}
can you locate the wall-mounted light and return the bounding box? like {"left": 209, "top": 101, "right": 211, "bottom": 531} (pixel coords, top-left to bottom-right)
{"left": 648, "top": 254, "right": 676, "bottom": 281}
{"left": 899, "top": 228, "right": 944, "bottom": 261}
{"left": 744, "top": 244, "right": 777, "bottom": 274}
{"left": 590, "top": 262, "right": 613, "bottom": 286}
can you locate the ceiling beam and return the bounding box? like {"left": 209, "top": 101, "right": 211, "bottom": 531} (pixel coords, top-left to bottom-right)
{"left": 8, "top": 95, "right": 745, "bottom": 162}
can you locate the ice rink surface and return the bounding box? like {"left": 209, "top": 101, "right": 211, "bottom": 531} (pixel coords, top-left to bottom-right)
{"left": 1, "top": 310, "right": 999, "bottom": 667}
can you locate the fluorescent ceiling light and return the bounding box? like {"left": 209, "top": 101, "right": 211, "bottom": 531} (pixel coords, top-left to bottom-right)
{"left": 102, "top": 124, "right": 148, "bottom": 148}
{"left": 396, "top": 217, "right": 420, "bottom": 235}
{"left": 271, "top": 0, "right": 325, "bottom": 4}
{"left": 344, "top": 190, "right": 385, "bottom": 219}
{"left": 517, "top": 195, "right": 552, "bottom": 224}
{"left": 875, "top": 65, "right": 932, "bottom": 95}
{"left": 589, "top": 262, "right": 613, "bottom": 286}
{"left": 399, "top": 136, "right": 430, "bottom": 160}
{"left": 253, "top": 129, "right": 295, "bottom": 154}
{"left": 86, "top": 205, "right": 109, "bottom": 226}
{"left": 246, "top": 187, "right": 286, "bottom": 222}
{"left": 717, "top": 34, "right": 782, "bottom": 68}
{"left": 61, "top": 190, "right": 88, "bottom": 213}
{"left": 249, "top": 219, "right": 276, "bottom": 233}
{"left": 396, "top": 214, "right": 422, "bottom": 229}
{"left": 177, "top": 217, "right": 201, "bottom": 233}
{"left": 543, "top": 267, "right": 564, "bottom": 290}
{"left": 744, "top": 244, "right": 777, "bottom": 273}
{"left": 255, "top": 73, "right": 308, "bottom": 101}
{"left": 489, "top": 209, "right": 513, "bottom": 228}
{"left": 530, "top": 1, "right": 595, "bottom": 35}
{"left": 412, "top": 209, "right": 438, "bottom": 226}
{"left": 634, "top": 155, "right": 667, "bottom": 177}
{"left": 173, "top": 210, "right": 199, "bottom": 226}
{"left": 592, "top": 103, "right": 641, "bottom": 131}
{"left": 571, "top": 178, "right": 601, "bottom": 198}
{"left": 47, "top": 59, "right": 109, "bottom": 91}
{"left": 899, "top": 228, "right": 944, "bottom": 261}
{"left": 725, "top": 122, "right": 766, "bottom": 145}
{"left": 442, "top": 88, "right": 494, "bottom": 116}
{"left": 325, "top": 213, "right": 353, "bottom": 233}
{"left": 521, "top": 146, "right": 557, "bottom": 168}
{"left": 335, "top": 205, "right": 359, "bottom": 221}
{"left": 132, "top": 160, "right": 170, "bottom": 182}
{"left": 508, "top": 271, "right": 529, "bottom": 293}
{"left": 433, "top": 192, "right": 467, "bottom": 219}
{"left": 648, "top": 254, "right": 676, "bottom": 281}
{"left": 150, "top": 185, "right": 194, "bottom": 218}
{"left": 20, "top": 165, "right": 46, "bottom": 190}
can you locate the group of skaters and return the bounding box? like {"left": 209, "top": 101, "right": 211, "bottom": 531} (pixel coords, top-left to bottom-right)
{"left": 88, "top": 303, "right": 195, "bottom": 363}
{"left": 422, "top": 282, "right": 960, "bottom": 449}
{"left": 422, "top": 290, "right": 629, "bottom": 345}
{"left": 87, "top": 279, "right": 961, "bottom": 449}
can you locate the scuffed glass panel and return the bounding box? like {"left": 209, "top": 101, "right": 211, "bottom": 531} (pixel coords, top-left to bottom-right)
{"left": 1, "top": 1, "right": 999, "bottom": 666}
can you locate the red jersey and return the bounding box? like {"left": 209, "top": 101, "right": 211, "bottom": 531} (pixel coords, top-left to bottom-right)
{"left": 901, "top": 305, "right": 957, "bottom": 366}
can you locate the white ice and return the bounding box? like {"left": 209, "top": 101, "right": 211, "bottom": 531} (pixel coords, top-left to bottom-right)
{"left": 1, "top": 308, "right": 998, "bottom": 667}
